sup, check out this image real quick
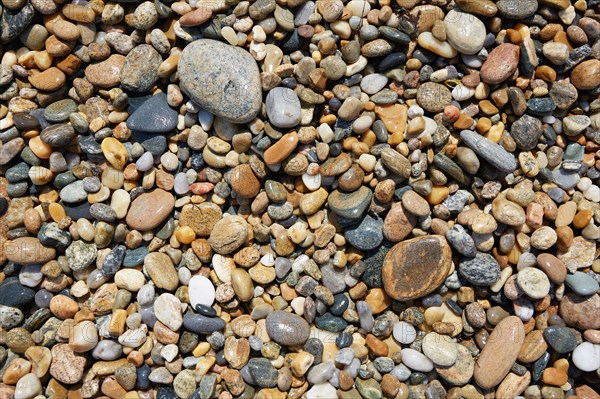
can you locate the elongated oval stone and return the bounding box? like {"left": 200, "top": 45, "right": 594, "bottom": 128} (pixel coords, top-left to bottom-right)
{"left": 473, "top": 316, "right": 525, "bottom": 389}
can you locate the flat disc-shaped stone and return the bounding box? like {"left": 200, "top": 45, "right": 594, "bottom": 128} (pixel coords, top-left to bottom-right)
{"left": 382, "top": 235, "right": 452, "bottom": 301}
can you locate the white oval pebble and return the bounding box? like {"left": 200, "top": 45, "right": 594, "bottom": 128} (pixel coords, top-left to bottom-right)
{"left": 14, "top": 373, "right": 42, "bottom": 399}
{"left": 188, "top": 275, "right": 216, "bottom": 309}
{"left": 393, "top": 321, "right": 416, "bottom": 344}
{"left": 572, "top": 342, "right": 600, "bottom": 372}
{"left": 401, "top": 348, "right": 434, "bottom": 372}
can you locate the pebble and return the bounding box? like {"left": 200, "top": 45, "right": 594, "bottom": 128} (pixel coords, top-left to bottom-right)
{"left": 460, "top": 130, "right": 517, "bottom": 173}
{"left": 458, "top": 252, "right": 501, "bottom": 286}
{"left": 473, "top": 316, "right": 525, "bottom": 389}
{"left": 422, "top": 332, "right": 458, "bottom": 367}
{"left": 401, "top": 348, "right": 434, "bottom": 372}
{"left": 327, "top": 186, "right": 373, "bottom": 219}
{"left": 126, "top": 189, "right": 174, "bottom": 231}
{"left": 266, "top": 87, "right": 302, "bottom": 128}
{"left": 344, "top": 215, "right": 383, "bottom": 251}
{"left": 0, "top": 0, "right": 598, "bottom": 396}
{"left": 126, "top": 93, "right": 179, "bottom": 134}
{"left": 565, "top": 272, "right": 599, "bottom": 296}
{"left": 572, "top": 342, "right": 600, "bottom": 372}
{"left": 154, "top": 293, "right": 183, "bottom": 331}
{"left": 182, "top": 314, "right": 226, "bottom": 334}
{"left": 382, "top": 235, "right": 452, "bottom": 300}
{"left": 511, "top": 115, "right": 543, "bottom": 151}
{"left": 444, "top": 9, "right": 486, "bottom": 55}
{"left": 543, "top": 326, "right": 577, "bottom": 354}
{"left": 179, "top": 39, "right": 262, "bottom": 123}
{"left": 265, "top": 311, "right": 310, "bottom": 346}
{"left": 517, "top": 267, "right": 550, "bottom": 299}
{"left": 480, "top": 43, "right": 520, "bottom": 84}
{"left": 4, "top": 237, "right": 56, "bottom": 265}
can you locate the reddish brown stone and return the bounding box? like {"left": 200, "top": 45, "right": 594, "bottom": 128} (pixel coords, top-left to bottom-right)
{"left": 382, "top": 235, "right": 452, "bottom": 301}
{"left": 560, "top": 293, "right": 600, "bottom": 330}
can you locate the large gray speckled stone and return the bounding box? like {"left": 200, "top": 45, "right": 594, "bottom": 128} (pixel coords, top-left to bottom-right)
{"left": 178, "top": 39, "right": 262, "bottom": 124}
{"left": 0, "top": 3, "right": 35, "bottom": 44}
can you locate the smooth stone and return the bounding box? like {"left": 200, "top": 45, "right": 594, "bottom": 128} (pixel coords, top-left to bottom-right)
{"left": 0, "top": 304, "right": 24, "bottom": 328}
{"left": 444, "top": 9, "right": 486, "bottom": 55}
{"left": 126, "top": 93, "right": 178, "bottom": 134}
{"left": 572, "top": 342, "right": 600, "bottom": 372}
{"left": 511, "top": 115, "right": 542, "bottom": 151}
{"left": 0, "top": 3, "right": 35, "bottom": 43}
{"left": 327, "top": 186, "right": 373, "bottom": 219}
{"left": 516, "top": 267, "right": 550, "bottom": 299}
{"left": 59, "top": 180, "right": 87, "bottom": 203}
{"left": 382, "top": 235, "right": 452, "bottom": 300}
{"left": 14, "top": 373, "right": 42, "bottom": 399}
{"left": 460, "top": 130, "right": 517, "bottom": 173}
{"left": 208, "top": 216, "right": 248, "bottom": 255}
{"left": 393, "top": 321, "right": 416, "bottom": 344}
{"left": 121, "top": 44, "right": 161, "bottom": 93}
{"left": 265, "top": 87, "right": 302, "bottom": 128}
{"left": 154, "top": 293, "right": 183, "bottom": 331}
{"left": 473, "top": 316, "right": 525, "bottom": 389}
{"left": 265, "top": 311, "right": 310, "bottom": 346}
{"left": 360, "top": 74, "right": 388, "bottom": 94}
{"left": 559, "top": 293, "right": 600, "bottom": 330}
{"left": 126, "top": 189, "right": 174, "bottom": 231}
{"left": 182, "top": 314, "right": 226, "bottom": 334}
{"left": 416, "top": 82, "right": 452, "bottom": 113}
{"left": 480, "top": 43, "right": 520, "bottom": 84}
{"left": 179, "top": 203, "right": 221, "bottom": 237}
{"left": 458, "top": 252, "right": 500, "bottom": 286}
{"left": 246, "top": 358, "right": 278, "bottom": 387}
{"left": 497, "top": 0, "right": 538, "bottom": 19}
{"left": 401, "top": 348, "right": 434, "bottom": 372}
{"left": 344, "top": 215, "right": 384, "bottom": 251}
{"left": 564, "top": 272, "right": 599, "bottom": 296}
{"left": 383, "top": 203, "right": 417, "bottom": 242}
{"left": 446, "top": 224, "right": 477, "bottom": 257}
{"left": 0, "top": 278, "right": 35, "bottom": 307}
{"left": 44, "top": 100, "right": 77, "bottom": 123}
{"left": 4, "top": 237, "right": 56, "bottom": 265}
{"left": 144, "top": 252, "right": 179, "bottom": 291}
{"left": 49, "top": 344, "right": 86, "bottom": 384}
{"left": 543, "top": 326, "right": 577, "bottom": 354}
{"left": 422, "top": 332, "right": 458, "bottom": 367}
{"left": 435, "top": 344, "right": 475, "bottom": 386}
{"left": 188, "top": 275, "right": 216, "bottom": 309}
{"left": 179, "top": 39, "right": 262, "bottom": 123}
{"left": 315, "top": 313, "right": 347, "bottom": 332}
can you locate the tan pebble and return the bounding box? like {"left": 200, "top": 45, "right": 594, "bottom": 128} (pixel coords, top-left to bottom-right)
{"left": 495, "top": 372, "right": 530, "bottom": 398}
{"left": 4, "top": 237, "right": 55, "bottom": 265}
{"left": 473, "top": 316, "right": 525, "bottom": 389}
{"left": 231, "top": 268, "right": 254, "bottom": 302}
{"left": 49, "top": 294, "right": 79, "bottom": 319}
{"left": 24, "top": 346, "right": 52, "bottom": 378}
{"left": 28, "top": 67, "right": 65, "bottom": 91}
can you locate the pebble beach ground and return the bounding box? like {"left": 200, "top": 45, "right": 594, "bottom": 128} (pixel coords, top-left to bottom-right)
{"left": 0, "top": 0, "right": 599, "bottom": 398}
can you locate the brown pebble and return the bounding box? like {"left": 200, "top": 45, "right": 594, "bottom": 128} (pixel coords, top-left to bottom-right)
{"left": 473, "top": 316, "right": 525, "bottom": 389}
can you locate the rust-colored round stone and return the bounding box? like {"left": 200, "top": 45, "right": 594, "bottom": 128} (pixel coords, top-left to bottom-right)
{"left": 382, "top": 235, "right": 452, "bottom": 301}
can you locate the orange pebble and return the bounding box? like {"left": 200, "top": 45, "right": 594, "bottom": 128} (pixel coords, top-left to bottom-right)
{"left": 175, "top": 226, "right": 196, "bottom": 244}
{"left": 28, "top": 136, "right": 53, "bottom": 159}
